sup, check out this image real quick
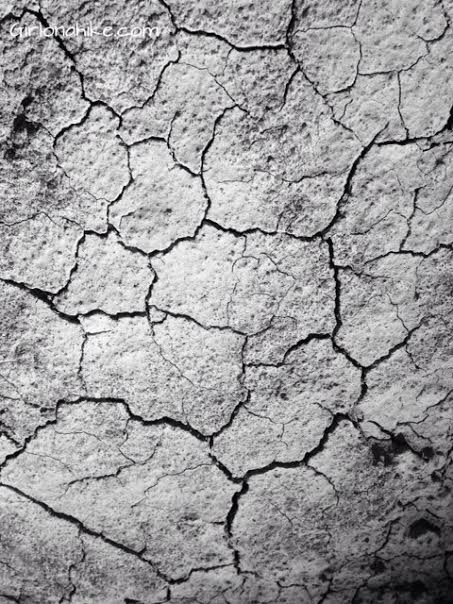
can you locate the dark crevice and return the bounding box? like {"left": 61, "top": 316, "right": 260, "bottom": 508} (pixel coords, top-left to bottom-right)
{"left": 203, "top": 217, "right": 323, "bottom": 243}
{"left": 157, "top": 0, "right": 288, "bottom": 53}
{"left": 0, "top": 277, "right": 80, "bottom": 325}
{"left": 321, "top": 124, "right": 390, "bottom": 237}
{"left": 244, "top": 332, "right": 332, "bottom": 369}
{"left": 0, "top": 483, "right": 169, "bottom": 579}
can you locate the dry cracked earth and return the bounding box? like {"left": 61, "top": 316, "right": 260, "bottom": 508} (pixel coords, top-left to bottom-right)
{"left": 0, "top": 0, "right": 453, "bottom": 602}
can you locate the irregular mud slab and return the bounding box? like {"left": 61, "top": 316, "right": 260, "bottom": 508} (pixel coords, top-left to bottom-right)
{"left": 54, "top": 105, "right": 130, "bottom": 203}
{"left": 53, "top": 231, "right": 154, "bottom": 315}
{"left": 213, "top": 339, "right": 361, "bottom": 476}
{"left": 0, "top": 214, "right": 82, "bottom": 292}
{"left": 0, "top": 281, "right": 83, "bottom": 447}
{"left": 82, "top": 315, "right": 246, "bottom": 434}
{"left": 120, "top": 63, "right": 234, "bottom": 173}
{"left": 150, "top": 225, "right": 336, "bottom": 363}
{"left": 109, "top": 139, "right": 207, "bottom": 252}
{"left": 166, "top": 0, "right": 292, "bottom": 47}
{"left": 336, "top": 248, "right": 453, "bottom": 365}
{"left": 329, "top": 143, "right": 453, "bottom": 266}
{"left": 204, "top": 72, "right": 361, "bottom": 236}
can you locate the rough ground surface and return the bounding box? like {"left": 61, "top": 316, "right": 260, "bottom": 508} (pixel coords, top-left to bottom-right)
{"left": 0, "top": 0, "right": 452, "bottom": 602}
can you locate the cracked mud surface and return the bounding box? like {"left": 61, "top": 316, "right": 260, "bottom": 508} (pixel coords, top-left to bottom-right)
{"left": 0, "top": 0, "right": 452, "bottom": 602}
